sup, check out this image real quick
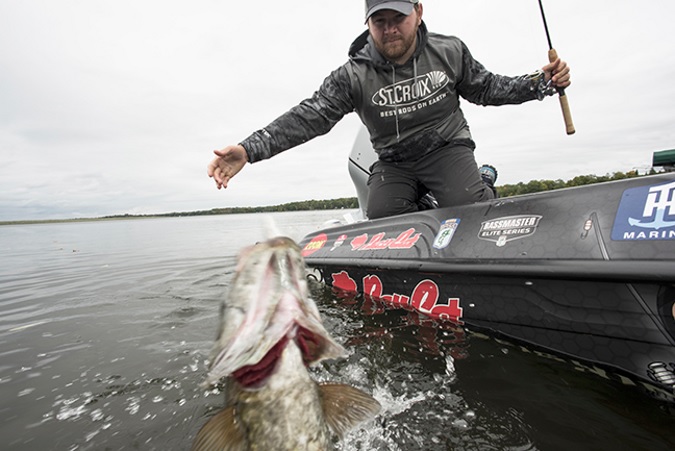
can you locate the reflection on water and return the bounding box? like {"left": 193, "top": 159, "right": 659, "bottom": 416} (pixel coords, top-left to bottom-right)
{"left": 1, "top": 212, "right": 674, "bottom": 450}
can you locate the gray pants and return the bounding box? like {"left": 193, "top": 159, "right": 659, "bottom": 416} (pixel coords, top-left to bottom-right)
{"left": 366, "top": 144, "right": 494, "bottom": 219}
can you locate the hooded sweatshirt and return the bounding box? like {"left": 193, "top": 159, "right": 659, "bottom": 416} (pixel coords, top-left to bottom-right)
{"left": 241, "top": 22, "right": 546, "bottom": 164}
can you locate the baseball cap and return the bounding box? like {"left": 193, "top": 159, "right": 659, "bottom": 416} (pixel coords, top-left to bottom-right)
{"left": 365, "top": 0, "right": 419, "bottom": 22}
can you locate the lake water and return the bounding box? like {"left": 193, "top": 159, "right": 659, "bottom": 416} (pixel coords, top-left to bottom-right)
{"left": 1, "top": 211, "right": 673, "bottom": 450}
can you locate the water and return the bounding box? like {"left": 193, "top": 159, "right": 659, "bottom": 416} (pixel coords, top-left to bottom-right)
{"left": 1, "top": 211, "right": 673, "bottom": 450}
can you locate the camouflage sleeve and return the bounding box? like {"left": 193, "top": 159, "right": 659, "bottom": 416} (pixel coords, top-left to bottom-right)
{"left": 240, "top": 66, "right": 355, "bottom": 163}
{"left": 456, "top": 40, "right": 553, "bottom": 106}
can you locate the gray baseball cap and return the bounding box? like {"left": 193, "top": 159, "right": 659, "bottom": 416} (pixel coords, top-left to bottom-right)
{"left": 365, "top": 0, "right": 419, "bottom": 21}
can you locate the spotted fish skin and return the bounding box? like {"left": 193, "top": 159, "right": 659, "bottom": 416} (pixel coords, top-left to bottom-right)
{"left": 192, "top": 237, "right": 380, "bottom": 451}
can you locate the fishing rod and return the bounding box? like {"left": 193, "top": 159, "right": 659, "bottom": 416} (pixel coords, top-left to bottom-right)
{"left": 538, "top": 0, "right": 575, "bottom": 135}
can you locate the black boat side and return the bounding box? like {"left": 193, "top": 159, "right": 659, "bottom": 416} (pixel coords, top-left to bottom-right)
{"left": 298, "top": 173, "right": 675, "bottom": 400}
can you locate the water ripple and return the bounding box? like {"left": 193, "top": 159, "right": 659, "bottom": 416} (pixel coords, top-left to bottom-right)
{"left": 1, "top": 214, "right": 674, "bottom": 451}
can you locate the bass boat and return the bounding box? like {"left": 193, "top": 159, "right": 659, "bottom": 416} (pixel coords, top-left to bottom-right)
{"left": 298, "top": 131, "right": 675, "bottom": 401}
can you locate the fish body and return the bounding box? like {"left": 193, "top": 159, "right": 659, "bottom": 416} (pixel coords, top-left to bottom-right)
{"left": 192, "top": 237, "right": 380, "bottom": 450}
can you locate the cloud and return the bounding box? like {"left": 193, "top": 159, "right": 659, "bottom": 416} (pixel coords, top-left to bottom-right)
{"left": 1, "top": 0, "right": 674, "bottom": 221}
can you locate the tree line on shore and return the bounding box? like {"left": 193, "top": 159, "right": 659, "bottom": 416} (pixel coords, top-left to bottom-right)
{"left": 144, "top": 197, "right": 360, "bottom": 218}
{"left": 0, "top": 169, "right": 660, "bottom": 225}
{"left": 496, "top": 169, "right": 645, "bottom": 197}
{"left": 125, "top": 169, "right": 650, "bottom": 218}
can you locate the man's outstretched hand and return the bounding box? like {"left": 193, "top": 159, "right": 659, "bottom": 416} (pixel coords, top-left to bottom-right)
{"left": 207, "top": 145, "right": 248, "bottom": 189}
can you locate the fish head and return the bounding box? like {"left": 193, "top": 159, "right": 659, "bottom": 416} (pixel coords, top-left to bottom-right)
{"left": 202, "top": 236, "right": 346, "bottom": 388}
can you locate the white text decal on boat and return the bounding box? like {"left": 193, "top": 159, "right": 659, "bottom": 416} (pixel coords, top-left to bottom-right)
{"left": 612, "top": 180, "right": 675, "bottom": 241}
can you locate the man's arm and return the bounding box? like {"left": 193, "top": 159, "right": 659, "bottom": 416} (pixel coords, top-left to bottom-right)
{"left": 456, "top": 40, "right": 570, "bottom": 106}
{"left": 241, "top": 66, "right": 355, "bottom": 163}
{"left": 207, "top": 65, "right": 354, "bottom": 190}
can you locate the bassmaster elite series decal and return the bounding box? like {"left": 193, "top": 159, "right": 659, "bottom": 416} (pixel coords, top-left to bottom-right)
{"left": 350, "top": 228, "right": 421, "bottom": 251}
{"left": 612, "top": 180, "right": 675, "bottom": 241}
{"left": 478, "top": 215, "right": 543, "bottom": 247}
{"left": 433, "top": 218, "right": 460, "bottom": 249}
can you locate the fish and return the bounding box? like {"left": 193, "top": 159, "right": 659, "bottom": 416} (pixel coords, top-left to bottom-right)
{"left": 192, "top": 236, "right": 381, "bottom": 451}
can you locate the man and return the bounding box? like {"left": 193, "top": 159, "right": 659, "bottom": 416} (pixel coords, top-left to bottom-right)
{"left": 207, "top": 0, "right": 571, "bottom": 219}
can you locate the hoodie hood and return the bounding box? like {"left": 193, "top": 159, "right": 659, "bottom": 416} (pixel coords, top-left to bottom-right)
{"left": 348, "top": 21, "right": 429, "bottom": 66}
{"left": 347, "top": 21, "right": 430, "bottom": 140}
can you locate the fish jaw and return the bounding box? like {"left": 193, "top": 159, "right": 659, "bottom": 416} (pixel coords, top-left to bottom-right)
{"left": 202, "top": 237, "right": 346, "bottom": 388}
{"left": 192, "top": 237, "right": 381, "bottom": 451}
{"left": 192, "top": 339, "right": 381, "bottom": 451}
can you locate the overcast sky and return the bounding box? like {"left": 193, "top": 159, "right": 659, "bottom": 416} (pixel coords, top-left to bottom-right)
{"left": 1, "top": 0, "right": 674, "bottom": 221}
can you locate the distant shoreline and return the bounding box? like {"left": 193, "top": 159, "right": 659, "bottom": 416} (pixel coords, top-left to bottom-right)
{"left": 0, "top": 198, "right": 359, "bottom": 226}
{"left": 1, "top": 169, "right": 662, "bottom": 226}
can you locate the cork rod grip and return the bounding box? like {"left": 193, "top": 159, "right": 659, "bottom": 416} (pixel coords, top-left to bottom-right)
{"left": 548, "top": 48, "right": 575, "bottom": 135}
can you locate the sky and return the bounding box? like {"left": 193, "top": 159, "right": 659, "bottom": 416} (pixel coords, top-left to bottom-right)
{"left": 1, "top": 0, "right": 674, "bottom": 221}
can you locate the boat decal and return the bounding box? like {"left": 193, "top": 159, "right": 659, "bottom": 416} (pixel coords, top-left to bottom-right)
{"left": 647, "top": 362, "right": 675, "bottom": 389}
{"left": 330, "top": 234, "right": 348, "bottom": 251}
{"left": 329, "top": 270, "right": 463, "bottom": 323}
{"left": 331, "top": 270, "right": 358, "bottom": 293}
{"left": 612, "top": 180, "right": 675, "bottom": 241}
{"left": 301, "top": 233, "right": 328, "bottom": 257}
{"left": 478, "top": 215, "right": 543, "bottom": 247}
{"left": 349, "top": 228, "right": 421, "bottom": 251}
{"left": 433, "top": 218, "right": 460, "bottom": 249}
{"left": 580, "top": 216, "right": 594, "bottom": 239}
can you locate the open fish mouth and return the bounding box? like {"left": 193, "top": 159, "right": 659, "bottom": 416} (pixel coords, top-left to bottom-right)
{"left": 202, "top": 236, "right": 346, "bottom": 388}
{"left": 230, "top": 325, "right": 324, "bottom": 388}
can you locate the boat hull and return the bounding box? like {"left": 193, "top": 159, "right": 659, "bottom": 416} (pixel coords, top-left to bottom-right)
{"left": 299, "top": 174, "right": 675, "bottom": 400}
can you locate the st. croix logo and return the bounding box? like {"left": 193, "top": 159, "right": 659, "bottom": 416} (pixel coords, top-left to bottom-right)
{"left": 371, "top": 71, "right": 449, "bottom": 107}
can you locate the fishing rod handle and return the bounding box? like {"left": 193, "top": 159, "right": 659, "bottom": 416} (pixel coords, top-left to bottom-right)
{"left": 548, "top": 49, "right": 576, "bottom": 135}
